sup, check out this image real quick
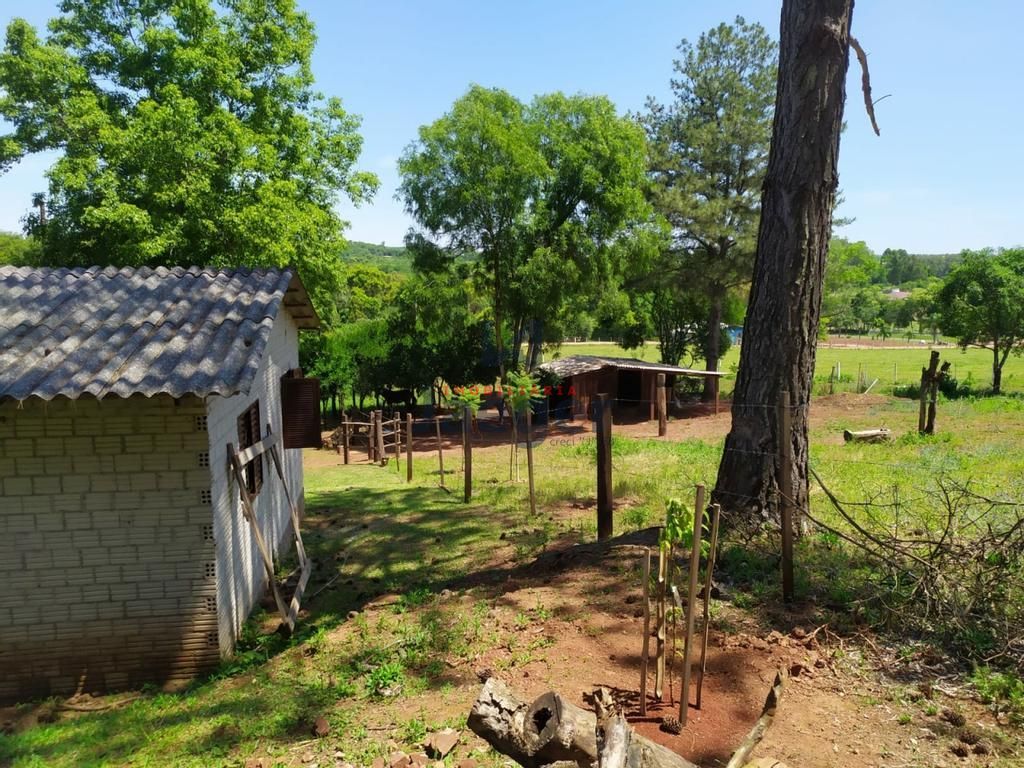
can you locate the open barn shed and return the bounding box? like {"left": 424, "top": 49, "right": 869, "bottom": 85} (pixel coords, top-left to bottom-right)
{"left": 0, "top": 266, "right": 322, "bottom": 703}
{"left": 539, "top": 355, "right": 726, "bottom": 420}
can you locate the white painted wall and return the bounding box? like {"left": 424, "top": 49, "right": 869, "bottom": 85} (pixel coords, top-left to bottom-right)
{"left": 205, "top": 310, "right": 304, "bottom": 657}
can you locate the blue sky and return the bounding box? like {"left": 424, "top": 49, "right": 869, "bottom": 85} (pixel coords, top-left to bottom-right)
{"left": 1, "top": 0, "right": 1021, "bottom": 254}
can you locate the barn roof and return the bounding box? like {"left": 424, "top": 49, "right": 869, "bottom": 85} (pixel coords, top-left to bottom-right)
{"left": 0, "top": 266, "right": 319, "bottom": 402}
{"left": 538, "top": 354, "right": 728, "bottom": 379}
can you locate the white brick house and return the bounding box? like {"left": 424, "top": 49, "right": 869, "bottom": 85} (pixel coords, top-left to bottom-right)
{"left": 0, "top": 266, "right": 321, "bottom": 703}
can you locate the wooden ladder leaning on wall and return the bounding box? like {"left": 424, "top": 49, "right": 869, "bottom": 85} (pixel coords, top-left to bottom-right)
{"left": 226, "top": 423, "right": 311, "bottom": 635}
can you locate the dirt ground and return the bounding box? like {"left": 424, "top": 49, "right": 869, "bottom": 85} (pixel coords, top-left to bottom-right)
{"left": 311, "top": 396, "right": 1019, "bottom": 768}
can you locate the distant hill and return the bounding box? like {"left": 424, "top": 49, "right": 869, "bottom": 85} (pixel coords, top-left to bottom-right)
{"left": 341, "top": 240, "right": 413, "bottom": 274}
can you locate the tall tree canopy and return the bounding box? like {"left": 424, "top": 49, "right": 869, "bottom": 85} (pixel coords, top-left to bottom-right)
{"left": 937, "top": 248, "right": 1024, "bottom": 394}
{"left": 0, "top": 0, "right": 377, "bottom": 319}
{"left": 644, "top": 17, "right": 777, "bottom": 399}
{"left": 398, "top": 85, "right": 650, "bottom": 374}
{"left": 714, "top": 0, "right": 856, "bottom": 522}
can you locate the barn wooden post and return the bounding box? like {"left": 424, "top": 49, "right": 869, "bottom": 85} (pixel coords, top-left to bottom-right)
{"left": 679, "top": 483, "right": 705, "bottom": 725}
{"left": 406, "top": 412, "right": 414, "bottom": 482}
{"left": 778, "top": 391, "right": 794, "bottom": 603}
{"left": 341, "top": 413, "right": 350, "bottom": 465}
{"left": 463, "top": 406, "right": 473, "bottom": 502}
{"left": 435, "top": 415, "right": 445, "bottom": 488}
{"left": 596, "top": 393, "right": 613, "bottom": 540}
{"left": 657, "top": 373, "right": 667, "bottom": 437}
{"left": 375, "top": 409, "right": 385, "bottom": 466}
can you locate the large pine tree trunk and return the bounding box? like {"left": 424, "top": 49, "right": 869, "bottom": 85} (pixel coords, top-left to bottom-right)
{"left": 714, "top": 0, "right": 855, "bottom": 521}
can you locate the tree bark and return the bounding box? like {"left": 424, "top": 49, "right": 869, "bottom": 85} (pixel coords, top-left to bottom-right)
{"left": 714, "top": 0, "right": 856, "bottom": 522}
{"left": 701, "top": 291, "right": 723, "bottom": 402}
{"left": 993, "top": 345, "right": 1003, "bottom": 394}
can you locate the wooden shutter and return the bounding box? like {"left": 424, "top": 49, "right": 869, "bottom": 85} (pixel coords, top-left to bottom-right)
{"left": 236, "top": 401, "right": 263, "bottom": 494}
{"left": 281, "top": 373, "right": 321, "bottom": 449}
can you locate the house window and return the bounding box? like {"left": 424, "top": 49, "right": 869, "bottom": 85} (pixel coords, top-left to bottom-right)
{"left": 237, "top": 400, "right": 264, "bottom": 496}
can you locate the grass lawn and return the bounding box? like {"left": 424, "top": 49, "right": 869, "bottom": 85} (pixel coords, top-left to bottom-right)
{"left": 3, "top": 395, "right": 1023, "bottom": 766}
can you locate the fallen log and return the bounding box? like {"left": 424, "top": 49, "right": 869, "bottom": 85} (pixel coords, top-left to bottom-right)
{"left": 842, "top": 428, "right": 892, "bottom": 443}
{"left": 468, "top": 678, "right": 697, "bottom": 768}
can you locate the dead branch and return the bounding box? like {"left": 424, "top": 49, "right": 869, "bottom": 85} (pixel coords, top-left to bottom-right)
{"left": 850, "top": 36, "right": 881, "bottom": 135}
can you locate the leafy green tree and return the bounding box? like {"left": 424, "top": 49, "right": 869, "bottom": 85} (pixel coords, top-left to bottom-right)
{"left": 398, "top": 85, "right": 650, "bottom": 375}
{"left": 825, "top": 238, "right": 881, "bottom": 293}
{"left": 881, "top": 248, "right": 929, "bottom": 286}
{"left": 0, "top": 0, "right": 377, "bottom": 320}
{"left": 644, "top": 17, "right": 777, "bottom": 400}
{"left": 937, "top": 249, "right": 1024, "bottom": 394}
{"left": 0, "top": 231, "right": 40, "bottom": 265}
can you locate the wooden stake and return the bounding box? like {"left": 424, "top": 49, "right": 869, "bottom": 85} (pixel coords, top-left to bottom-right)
{"left": 654, "top": 544, "right": 666, "bottom": 701}
{"left": 463, "top": 406, "right": 472, "bottom": 502}
{"left": 525, "top": 408, "right": 536, "bottom": 516}
{"left": 367, "top": 411, "right": 375, "bottom": 463}
{"left": 679, "top": 484, "right": 705, "bottom": 724}
{"left": 394, "top": 417, "right": 400, "bottom": 473}
{"left": 778, "top": 391, "right": 794, "bottom": 603}
{"left": 657, "top": 373, "right": 667, "bottom": 437}
{"left": 435, "top": 415, "right": 445, "bottom": 488}
{"left": 640, "top": 548, "right": 651, "bottom": 717}
{"left": 596, "top": 393, "right": 613, "bottom": 540}
{"left": 341, "top": 413, "right": 350, "bottom": 465}
{"left": 696, "top": 503, "right": 721, "bottom": 709}
{"left": 375, "top": 409, "right": 385, "bottom": 466}
{"left": 406, "top": 412, "right": 413, "bottom": 482}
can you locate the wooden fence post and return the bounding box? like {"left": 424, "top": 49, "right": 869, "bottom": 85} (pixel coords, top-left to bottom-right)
{"left": 394, "top": 417, "right": 401, "bottom": 473}
{"left": 375, "top": 409, "right": 385, "bottom": 467}
{"left": 696, "top": 503, "right": 721, "bottom": 710}
{"left": 657, "top": 373, "right": 667, "bottom": 437}
{"left": 919, "top": 350, "right": 939, "bottom": 434}
{"left": 525, "top": 407, "right": 536, "bottom": 516}
{"left": 596, "top": 393, "right": 613, "bottom": 540}
{"left": 778, "top": 391, "right": 794, "bottom": 603}
{"left": 406, "top": 413, "right": 414, "bottom": 482}
{"left": 367, "top": 412, "right": 375, "bottom": 463}
{"left": 341, "top": 412, "right": 350, "bottom": 464}
{"left": 463, "top": 406, "right": 472, "bottom": 502}
{"left": 679, "top": 483, "right": 705, "bottom": 725}
{"left": 435, "top": 415, "right": 445, "bottom": 488}
{"left": 640, "top": 547, "right": 652, "bottom": 717}
{"left": 654, "top": 544, "right": 666, "bottom": 701}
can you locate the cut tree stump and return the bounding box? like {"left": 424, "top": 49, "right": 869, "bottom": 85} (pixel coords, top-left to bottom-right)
{"left": 467, "top": 678, "right": 697, "bottom": 768}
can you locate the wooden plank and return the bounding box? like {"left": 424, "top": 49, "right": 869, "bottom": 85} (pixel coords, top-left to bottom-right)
{"left": 227, "top": 443, "right": 292, "bottom": 632}
{"left": 234, "top": 430, "right": 280, "bottom": 466}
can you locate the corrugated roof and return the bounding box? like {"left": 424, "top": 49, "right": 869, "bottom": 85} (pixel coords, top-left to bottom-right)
{"left": 538, "top": 354, "right": 728, "bottom": 379}
{"left": 0, "top": 266, "right": 319, "bottom": 401}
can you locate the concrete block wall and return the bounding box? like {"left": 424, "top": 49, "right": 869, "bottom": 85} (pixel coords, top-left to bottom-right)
{"left": 0, "top": 394, "right": 218, "bottom": 703}
{"left": 206, "top": 310, "right": 304, "bottom": 658}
